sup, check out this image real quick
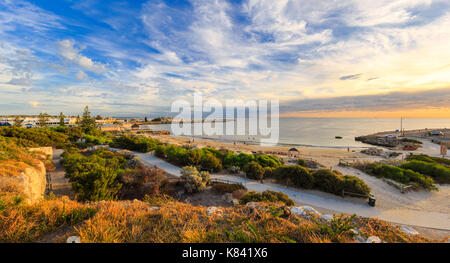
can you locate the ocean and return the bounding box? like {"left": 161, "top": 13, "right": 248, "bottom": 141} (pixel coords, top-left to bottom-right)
{"left": 141, "top": 118, "right": 450, "bottom": 148}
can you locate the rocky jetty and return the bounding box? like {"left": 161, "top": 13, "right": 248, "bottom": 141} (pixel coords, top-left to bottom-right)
{"left": 355, "top": 135, "right": 400, "bottom": 147}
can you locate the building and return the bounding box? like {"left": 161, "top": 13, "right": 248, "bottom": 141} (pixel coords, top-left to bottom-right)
{"left": 99, "top": 124, "right": 122, "bottom": 132}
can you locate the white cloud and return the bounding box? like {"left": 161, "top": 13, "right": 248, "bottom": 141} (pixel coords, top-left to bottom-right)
{"left": 76, "top": 70, "right": 89, "bottom": 81}
{"left": 57, "top": 39, "right": 107, "bottom": 74}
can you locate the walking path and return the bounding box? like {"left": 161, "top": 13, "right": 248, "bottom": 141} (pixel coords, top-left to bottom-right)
{"left": 135, "top": 152, "right": 450, "bottom": 231}
{"left": 49, "top": 149, "right": 75, "bottom": 199}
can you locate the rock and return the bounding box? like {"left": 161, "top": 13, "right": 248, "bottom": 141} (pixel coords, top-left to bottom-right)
{"left": 28, "top": 147, "right": 53, "bottom": 160}
{"left": 365, "top": 236, "right": 382, "bottom": 243}
{"left": 361, "top": 147, "right": 384, "bottom": 156}
{"left": 231, "top": 199, "right": 240, "bottom": 206}
{"left": 291, "top": 206, "right": 321, "bottom": 217}
{"left": 354, "top": 235, "right": 366, "bottom": 243}
{"left": 206, "top": 206, "right": 223, "bottom": 216}
{"left": 400, "top": 226, "right": 419, "bottom": 236}
{"left": 1, "top": 158, "right": 47, "bottom": 204}
{"left": 67, "top": 236, "right": 81, "bottom": 243}
{"left": 150, "top": 206, "right": 160, "bottom": 211}
{"left": 350, "top": 229, "right": 359, "bottom": 235}
{"left": 245, "top": 202, "right": 260, "bottom": 209}
{"left": 320, "top": 214, "right": 334, "bottom": 222}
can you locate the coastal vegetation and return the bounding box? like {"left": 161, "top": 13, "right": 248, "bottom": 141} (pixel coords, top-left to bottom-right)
{"left": 180, "top": 166, "right": 211, "bottom": 193}
{"left": 351, "top": 161, "right": 439, "bottom": 191}
{"left": 273, "top": 165, "right": 371, "bottom": 197}
{"left": 350, "top": 154, "right": 450, "bottom": 190}
{"left": 0, "top": 127, "right": 69, "bottom": 148}
{"left": 61, "top": 148, "right": 168, "bottom": 201}
{"left": 110, "top": 135, "right": 161, "bottom": 153}
{"left": 239, "top": 190, "right": 294, "bottom": 206}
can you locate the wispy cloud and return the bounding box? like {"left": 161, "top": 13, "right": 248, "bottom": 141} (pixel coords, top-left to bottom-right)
{"left": 0, "top": 0, "right": 449, "bottom": 116}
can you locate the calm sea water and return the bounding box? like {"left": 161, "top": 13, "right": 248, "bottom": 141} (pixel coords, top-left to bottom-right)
{"left": 142, "top": 118, "right": 450, "bottom": 148}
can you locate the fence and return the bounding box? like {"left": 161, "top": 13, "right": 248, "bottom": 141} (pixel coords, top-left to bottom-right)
{"left": 210, "top": 178, "right": 244, "bottom": 186}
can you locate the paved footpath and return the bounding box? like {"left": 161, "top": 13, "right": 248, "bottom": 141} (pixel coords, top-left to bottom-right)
{"left": 135, "top": 152, "right": 450, "bottom": 230}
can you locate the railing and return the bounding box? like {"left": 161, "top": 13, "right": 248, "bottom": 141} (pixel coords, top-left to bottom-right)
{"left": 342, "top": 190, "right": 376, "bottom": 207}
{"left": 210, "top": 178, "right": 243, "bottom": 186}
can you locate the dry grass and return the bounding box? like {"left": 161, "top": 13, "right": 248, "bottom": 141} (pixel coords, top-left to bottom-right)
{"left": 74, "top": 199, "right": 439, "bottom": 243}
{"left": 0, "top": 139, "right": 42, "bottom": 177}
{"left": 0, "top": 194, "right": 442, "bottom": 243}
{"left": 0, "top": 194, "right": 97, "bottom": 242}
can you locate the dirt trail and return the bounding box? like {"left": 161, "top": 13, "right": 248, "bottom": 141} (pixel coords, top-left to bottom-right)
{"left": 49, "top": 149, "right": 75, "bottom": 199}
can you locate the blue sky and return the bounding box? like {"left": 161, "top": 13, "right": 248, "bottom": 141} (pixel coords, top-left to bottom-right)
{"left": 0, "top": 0, "right": 449, "bottom": 117}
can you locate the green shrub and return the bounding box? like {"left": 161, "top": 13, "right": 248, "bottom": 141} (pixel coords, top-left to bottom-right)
{"left": 255, "top": 154, "right": 282, "bottom": 168}
{"left": 61, "top": 148, "right": 127, "bottom": 201}
{"left": 342, "top": 175, "right": 372, "bottom": 196}
{"left": 180, "top": 166, "right": 209, "bottom": 193}
{"left": 401, "top": 160, "right": 450, "bottom": 184}
{"left": 212, "top": 182, "right": 246, "bottom": 194}
{"left": 406, "top": 154, "right": 450, "bottom": 166}
{"left": 239, "top": 190, "right": 294, "bottom": 206}
{"left": 109, "top": 136, "right": 161, "bottom": 153}
{"left": 274, "top": 165, "right": 314, "bottom": 189}
{"left": 372, "top": 165, "right": 410, "bottom": 184}
{"left": 311, "top": 169, "right": 371, "bottom": 196}
{"left": 311, "top": 169, "right": 345, "bottom": 194}
{"left": 297, "top": 159, "right": 306, "bottom": 166}
{"left": 201, "top": 153, "right": 222, "bottom": 172}
{"left": 355, "top": 161, "right": 437, "bottom": 190}
{"left": 244, "top": 161, "right": 265, "bottom": 180}
{"left": 0, "top": 127, "right": 69, "bottom": 148}
{"left": 186, "top": 149, "right": 202, "bottom": 166}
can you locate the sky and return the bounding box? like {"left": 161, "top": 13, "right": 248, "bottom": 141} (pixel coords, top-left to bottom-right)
{"left": 0, "top": 0, "right": 449, "bottom": 117}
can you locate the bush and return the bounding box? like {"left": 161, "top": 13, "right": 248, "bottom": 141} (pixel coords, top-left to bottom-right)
{"left": 180, "top": 166, "right": 209, "bottom": 193}
{"left": 274, "top": 165, "right": 314, "bottom": 189}
{"left": 311, "top": 169, "right": 371, "bottom": 196}
{"left": 372, "top": 165, "right": 410, "bottom": 184}
{"left": 239, "top": 190, "right": 294, "bottom": 206}
{"left": 212, "top": 182, "right": 246, "bottom": 194}
{"left": 406, "top": 154, "right": 450, "bottom": 166}
{"left": 109, "top": 135, "right": 161, "bottom": 153}
{"left": 61, "top": 149, "right": 127, "bottom": 201}
{"left": 255, "top": 154, "right": 281, "bottom": 168}
{"left": 354, "top": 162, "right": 436, "bottom": 190}
{"left": 401, "top": 160, "right": 450, "bottom": 184}
{"left": 201, "top": 153, "right": 222, "bottom": 172}
{"left": 244, "top": 161, "right": 265, "bottom": 181}
{"left": 297, "top": 159, "right": 306, "bottom": 166}
{"left": 186, "top": 149, "right": 202, "bottom": 166}
{"left": 0, "top": 127, "right": 69, "bottom": 148}
{"left": 311, "top": 169, "right": 344, "bottom": 194}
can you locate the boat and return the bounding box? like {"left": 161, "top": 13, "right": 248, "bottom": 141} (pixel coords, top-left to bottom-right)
{"left": 335, "top": 136, "right": 343, "bottom": 139}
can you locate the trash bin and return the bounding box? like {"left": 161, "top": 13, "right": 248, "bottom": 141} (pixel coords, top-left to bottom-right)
{"left": 368, "top": 197, "right": 376, "bottom": 207}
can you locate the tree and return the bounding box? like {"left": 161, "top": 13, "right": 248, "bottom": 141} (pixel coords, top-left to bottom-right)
{"left": 59, "top": 112, "right": 66, "bottom": 127}
{"left": 81, "top": 106, "right": 95, "bottom": 129}
{"left": 38, "top": 113, "right": 49, "bottom": 128}
{"left": 13, "top": 116, "right": 24, "bottom": 127}
{"left": 144, "top": 116, "right": 148, "bottom": 122}
{"left": 95, "top": 115, "right": 102, "bottom": 120}
{"left": 75, "top": 115, "right": 81, "bottom": 125}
